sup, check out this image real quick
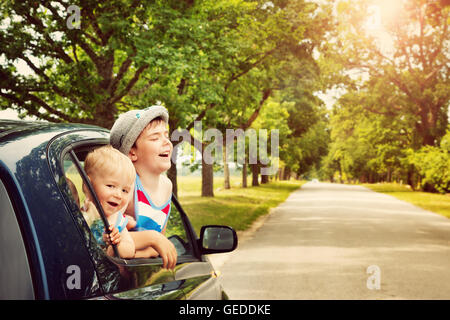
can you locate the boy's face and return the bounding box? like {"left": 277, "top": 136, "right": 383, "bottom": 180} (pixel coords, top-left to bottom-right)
{"left": 88, "top": 171, "right": 134, "bottom": 217}
{"left": 130, "top": 121, "right": 173, "bottom": 174}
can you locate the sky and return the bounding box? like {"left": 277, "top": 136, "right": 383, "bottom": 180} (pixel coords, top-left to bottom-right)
{"left": 0, "top": 109, "right": 36, "bottom": 120}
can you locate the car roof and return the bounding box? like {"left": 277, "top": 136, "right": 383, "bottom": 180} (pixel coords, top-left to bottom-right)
{"left": 0, "top": 119, "right": 105, "bottom": 141}
{"left": 0, "top": 120, "right": 108, "bottom": 164}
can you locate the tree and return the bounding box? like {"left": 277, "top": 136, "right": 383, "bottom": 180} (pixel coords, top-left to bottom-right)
{"left": 331, "top": 0, "right": 450, "bottom": 147}
{"left": 0, "top": 0, "right": 275, "bottom": 196}
{"left": 0, "top": 0, "right": 333, "bottom": 196}
{"left": 179, "top": 0, "right": 333, "bottom": 196}
{"left": 408, "top": 126, "right": 450, "bottom": 193}
{"left": 0, "top": 0, "right": 252, "bottom": 128}
{"left": 1, "top": 0, "right": 161, "bottom": 127}
{"left": 251, "top": 95, "right": 291, "bottom": 182}
{"left": 324, "top": 88, "right": 415, "bottom": 183}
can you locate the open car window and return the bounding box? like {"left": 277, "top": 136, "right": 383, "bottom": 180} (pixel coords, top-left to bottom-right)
{"left": 62, "top": 145, "right": 194, "bottom": 259}
{"left": 63, "top": 150, "right": 109, "bottom": 252}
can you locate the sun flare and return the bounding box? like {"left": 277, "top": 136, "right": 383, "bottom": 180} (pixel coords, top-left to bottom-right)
{"left": 364, "top": 0, "right": 404, "bottom": 30}
{"left": 363, "top": 0, "right": 405, "bottom": 54}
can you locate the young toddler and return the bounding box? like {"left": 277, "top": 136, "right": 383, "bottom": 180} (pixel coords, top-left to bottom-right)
{"left": 82, "top": 145, "right": 136, "bottom": 259}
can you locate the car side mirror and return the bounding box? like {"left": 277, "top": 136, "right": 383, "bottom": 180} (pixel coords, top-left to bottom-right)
{"left": 199, "top": 225, "right": 238, "bottom": 254}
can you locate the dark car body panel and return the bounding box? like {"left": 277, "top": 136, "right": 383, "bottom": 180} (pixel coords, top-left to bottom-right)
{"left": 0, "top": 122, "right": 109, "bottom": 299}
{"left": 0, "top": 120, "right": 234, "bottom": 300}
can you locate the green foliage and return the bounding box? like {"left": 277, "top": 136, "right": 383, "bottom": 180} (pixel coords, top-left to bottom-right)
{"left": 0, "top": 0, "right": 336, "bottom": 189}
{"left": 177, "top": 176, "right": 304, "bottom": 233}
{"left": 322, "top": 89, "right": 414, "bottom": 183}
{"left": 407, "top": 128, "right": 450, "bottom": 194}
{"left": 364, "top": 183, "right": 450, "bottom": 219}
{"left": 330, "top": 0, "right": 450, "bottom": 147}
{"left": 320, "top": 0, "right": 449, "bottom": 193}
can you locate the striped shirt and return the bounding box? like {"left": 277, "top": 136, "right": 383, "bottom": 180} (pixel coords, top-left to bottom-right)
{"left": 133, "top": 174, "right": 171, "bottom": 232}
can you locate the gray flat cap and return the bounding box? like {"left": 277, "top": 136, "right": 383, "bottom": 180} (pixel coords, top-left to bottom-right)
{"left": 110, "top": 105, "right": 169, "bottom": 155}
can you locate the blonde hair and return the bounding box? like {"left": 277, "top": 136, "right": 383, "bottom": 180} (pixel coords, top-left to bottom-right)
{"left": 84, "top": 145, "right": 135, "bottom": 184}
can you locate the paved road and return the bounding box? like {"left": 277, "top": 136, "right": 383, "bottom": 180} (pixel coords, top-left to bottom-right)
{"left": 209, "top": 182, "right": 450, "bottom": 299}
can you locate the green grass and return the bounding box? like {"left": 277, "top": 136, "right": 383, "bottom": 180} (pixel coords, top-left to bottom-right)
{"left": 362, "top": 183, "right": 450, "bottom": 219}
{"left": 177, "top": 176, "right": 304, "bottom": 234}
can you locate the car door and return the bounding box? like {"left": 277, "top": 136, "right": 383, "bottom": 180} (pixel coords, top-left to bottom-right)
{"left": 48, "top": 129, "right": 221, "bottom": 299}
{"left": 0, "top": 178, "right": 34, "bottom": 299}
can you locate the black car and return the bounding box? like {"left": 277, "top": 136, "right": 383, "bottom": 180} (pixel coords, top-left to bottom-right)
{"left": 0, "top": 120, "right": 237, "bottom": 300}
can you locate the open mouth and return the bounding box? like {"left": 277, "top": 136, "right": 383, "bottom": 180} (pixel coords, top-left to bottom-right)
{"left": 107, "top": 201, "right": 119, "bottom": 207}
{"left": 159, "top": 152, "right": 170, "bottom": 158}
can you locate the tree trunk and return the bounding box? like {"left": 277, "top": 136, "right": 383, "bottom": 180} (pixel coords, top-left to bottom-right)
{"left": 167, "top": 161, "right": 178, "bottom": 198}
{"left": 261, "top": 164, "right": 269, "bottom": 184}
{"left": 279, "top": 167, "right": 284, "bottom": 180}
{"left": 202, "top": 154, "right": 214, "bottom": 197}
{"left": 283, "top": 167, "right": 291, "bottom": 180}
{"left": 242, "top": 155, "right": 248, "bottom": 188}
{"left": 417, "top": 110, "right": 438, "bottom": 147}
{"left": 223, "top": 145, "right": 230, "bottom": 189}
{"left": 251, "top": 163, "right": 259, "bottom": 186}
{"left": 407, "top": 165, "right": 416, "bottom": 190}
{"left": 168, "top": 117, "right": 179, "bottom": 198}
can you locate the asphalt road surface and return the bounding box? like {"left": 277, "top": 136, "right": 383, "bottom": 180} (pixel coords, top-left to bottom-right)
{"left": 209, "top": 182, "right": 450, "bottom": 299}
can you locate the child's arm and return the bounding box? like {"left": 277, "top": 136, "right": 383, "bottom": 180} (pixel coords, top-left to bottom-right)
{"left": 106, "top": 228, "right": 135, "bottom": 259}
{"left": 134, "top": 246, "right": 159, "bottom": 259}
{"left": 129, "top": 230, "right": 177, "bottom": 269}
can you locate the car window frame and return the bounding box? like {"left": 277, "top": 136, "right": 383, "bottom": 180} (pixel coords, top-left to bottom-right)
{"left": 66, "top": 148, "right": 121, "bottom": 258}
{"left": 58, "top": 139, "right": 201, "bottom": 265}
{"left": 46, "top": 129, "right": 221, "bottom": 299}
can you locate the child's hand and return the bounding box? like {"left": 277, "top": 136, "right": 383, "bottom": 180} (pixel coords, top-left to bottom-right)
{"left": 151, "top": 231, "right": 177, "bottom": 270}
{"left": 103, "top": 225, "right": 121, "bottom": 246}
